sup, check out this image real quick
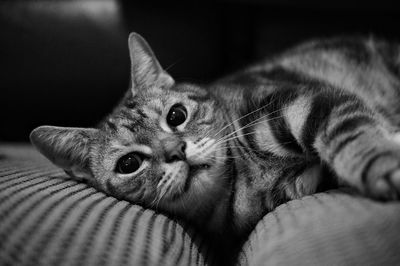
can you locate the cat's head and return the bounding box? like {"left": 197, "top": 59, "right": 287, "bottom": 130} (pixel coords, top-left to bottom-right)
{"left": 30, "top": 33, "right": 231, "bottom": 217}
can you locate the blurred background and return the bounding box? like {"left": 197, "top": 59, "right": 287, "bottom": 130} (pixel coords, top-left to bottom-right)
{"left": 1, "top": 0, "right": 399, "bottom": 142}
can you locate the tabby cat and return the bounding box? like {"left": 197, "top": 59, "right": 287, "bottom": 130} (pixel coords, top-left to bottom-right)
{"left": 30, "top": 33, "right": 400, "bottom": 240}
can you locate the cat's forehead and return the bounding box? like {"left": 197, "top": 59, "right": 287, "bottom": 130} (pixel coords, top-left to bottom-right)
{"left": 98, "top": 113, "right": 154, "bottom": 154}
{"left": 144, "top": 83, "right": 208, "bottom": 101}
{"left": 99, "top": 83, "right": 211, "bottom": 134}
{"left": 122, "top": 83, "right": 205, "bottom": 106}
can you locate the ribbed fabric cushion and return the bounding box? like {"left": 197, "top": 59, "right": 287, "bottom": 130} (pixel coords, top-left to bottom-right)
{"left": 0, "top": 144, "right": 215, "bottom": 266}
{"left": 238, "top": 190, "right": 400, "bottom": 266}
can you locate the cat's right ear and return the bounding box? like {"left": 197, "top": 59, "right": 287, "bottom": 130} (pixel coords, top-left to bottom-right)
{"left": 128, "top": 32, "right": 174, "bottom": 95}
{"left": 30, "top": 126, "right": 98, "bottom": 181}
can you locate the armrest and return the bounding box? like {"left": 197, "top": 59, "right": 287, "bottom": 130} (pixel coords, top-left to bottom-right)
{"left": 239, "top": 189, "right": 400, "bottom": 265}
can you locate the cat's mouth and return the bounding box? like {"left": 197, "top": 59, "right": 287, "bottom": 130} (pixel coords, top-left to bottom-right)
{"left": 189, "top": 163, "right": 211, "bottom": 173}
{"left": 183, "top": 163, "right": 211, "bottom": 193}
{"left": 186, "top": 153, "right": 214, "bottom": 175}
{"left": 187, "top": 163, "right": 211, "bottom": 181}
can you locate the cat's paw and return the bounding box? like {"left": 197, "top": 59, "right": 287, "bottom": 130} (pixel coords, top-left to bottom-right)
{"left": 363, "top": 152, "right": 400, "bottom": 200}
{"left": 285, "top": 164, "right": 321, "bottom": 199}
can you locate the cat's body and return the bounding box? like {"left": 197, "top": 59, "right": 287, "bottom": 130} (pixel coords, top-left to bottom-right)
{"left": 206, "top": 37, "right": 400, "bottom": 235}
{"left": 30, "top": 34, "right": 400, "bottom": 242}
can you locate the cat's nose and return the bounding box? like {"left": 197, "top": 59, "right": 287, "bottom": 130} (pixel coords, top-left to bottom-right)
{"left": 163, "top": 140, "right": 186, "bottom": 163}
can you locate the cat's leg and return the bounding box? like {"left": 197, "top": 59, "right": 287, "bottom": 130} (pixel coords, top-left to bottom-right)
{"left": 267, "top": 87, "right": 400, "bottom": 200}
{"left": 253, "top": 86, "right": 400, "bottom": 200}
{"left": 308, "top": 96, "right": 400, "bottom": 200}
{"left": 317, "top": 128, "right": 400, "bottom": 199}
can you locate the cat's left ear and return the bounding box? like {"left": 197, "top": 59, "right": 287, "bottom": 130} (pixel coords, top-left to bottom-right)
{"left": 128, "top": 32, "right": 174, "bottom": 94}
{"left": 30, "top": 126, "right": 98, "bottom": 181}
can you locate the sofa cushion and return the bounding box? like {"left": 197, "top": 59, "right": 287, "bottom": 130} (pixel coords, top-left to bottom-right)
{"left": 0, "top": 144, "right": 214, "bottom": 266}
{"left": 238, "top": 189, "right": 400, "bottom": 266}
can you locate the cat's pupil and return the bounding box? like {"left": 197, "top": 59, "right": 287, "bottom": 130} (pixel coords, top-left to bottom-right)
{"left": 116, "top": 153, "right": 142, "bottom": 174}
{"left": 167, "top": 104, "right": 187, "bottom": 127}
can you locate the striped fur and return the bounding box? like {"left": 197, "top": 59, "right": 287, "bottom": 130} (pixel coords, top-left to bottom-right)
{"left": 30, "top": 33, "right": 400, "bottom": 241}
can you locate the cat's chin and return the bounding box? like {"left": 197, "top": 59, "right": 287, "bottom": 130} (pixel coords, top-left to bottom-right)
{"left": 160, "top": 162, "right": 218, "bottom": 204}
{"left": 166, "top": 163, "right": 212, "bottom": 201}
{"left": 185, "top": 163, "right": 212, "bottom": 188}
{"left": 160, "top": 163, "right": 228, "bottom": 220}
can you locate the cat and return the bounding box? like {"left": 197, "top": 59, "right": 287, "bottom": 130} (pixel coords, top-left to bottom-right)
{"left": 30, "top": 33, "right": 400, "bottom": 241}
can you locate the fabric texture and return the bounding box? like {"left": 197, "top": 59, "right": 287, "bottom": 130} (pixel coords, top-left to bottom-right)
{"left": 238, "top": 190, "right": 400, "bottom": 266}
{"left": 0, "top": 144, "right": 214, "bottom": 266}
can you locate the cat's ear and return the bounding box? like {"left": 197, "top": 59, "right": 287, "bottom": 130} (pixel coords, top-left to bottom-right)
{"left": 128, "top": 32, "right": 174, "bottom": 94}
{"left": 30, "top": 126, "right": 98, "bottom": 180}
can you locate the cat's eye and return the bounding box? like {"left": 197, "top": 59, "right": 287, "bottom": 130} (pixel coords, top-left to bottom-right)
{"left": 167, "top": 104, "right": 187, "bottom": 127}
{"left": 116, "top": 153, "right": 143, "bottom": 174}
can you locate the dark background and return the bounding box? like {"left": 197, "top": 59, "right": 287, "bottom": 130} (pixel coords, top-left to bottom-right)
{"left": 1, "top": 0, "right": 399, "bottom": 142}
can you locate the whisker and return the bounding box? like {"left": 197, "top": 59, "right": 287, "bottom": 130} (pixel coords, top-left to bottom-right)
{"left": 155, "top": 185, "right": 170, "bottom": 209}
{"left": 214, "top": 131, "right": 258, "bottom": 146}
{"left": 211, "top": 147, "right": 253, "bottom": 154}
{"left": 208, "top": 155, "right": 244, "bottom": 160}
{"left": 164, "top": 58, "right": 183, "bottom": 72}
{"left": 211, "top": 100, "right": 277, "bottom": 139}
{"left": 152, "top": 176, "right": 175, "bottom": 209}
{"left": 214, "top": 113, "right": 286, "bottom": 146}
{"left": 213, "top": 106, "right": 289, "bottom": 145}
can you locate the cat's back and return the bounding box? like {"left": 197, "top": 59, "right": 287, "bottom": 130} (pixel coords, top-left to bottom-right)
{"left": 220, "top": 36, "right": 399, "bottom": 87}
{"left": 214, "top": 36, "right": 400, "bottom": 124}
{"left": 272, "top": 36, "right": 399, "bottom": 87}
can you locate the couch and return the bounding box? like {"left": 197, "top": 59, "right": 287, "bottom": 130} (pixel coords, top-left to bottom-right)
{"left": 2, "top": 143, "right": 400, "bottom": 266}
